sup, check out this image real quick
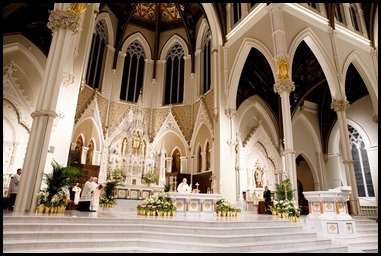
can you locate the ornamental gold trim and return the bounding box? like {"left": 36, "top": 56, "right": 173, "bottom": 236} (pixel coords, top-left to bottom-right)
{"left": 276, "top": 58, "right": 290, "bottom": 81}
{"left": 67, "top": 3, "right": 88, "bottom": 16}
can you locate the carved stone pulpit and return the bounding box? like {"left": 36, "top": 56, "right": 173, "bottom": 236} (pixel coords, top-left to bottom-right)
{"left": 303, "top": 186, "right": 357, "bottom": 238}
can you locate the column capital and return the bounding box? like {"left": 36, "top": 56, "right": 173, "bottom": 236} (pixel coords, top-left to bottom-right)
{"left": 224, "top": 108, "right": 237, "bottom": 119}
{"left": 47, "top": 8, "right": 82, "bottom": 34}
{"left": 62, "top": 72, "right": 75, "bottom": 86}
{"left": 330, "top": 99, "right": 350, "bottom": 112}
{"left": 273, "top": 79, "right": 295, "bottom": 94}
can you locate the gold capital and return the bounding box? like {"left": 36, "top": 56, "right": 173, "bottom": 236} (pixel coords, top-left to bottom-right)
{"left": 67, "top": 3, "right": 88, "bottom": 16}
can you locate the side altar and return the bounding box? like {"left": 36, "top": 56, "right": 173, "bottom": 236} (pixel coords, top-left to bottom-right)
{"left": 166, "top": 192, "right": 222, "bottom": 215}
{"left": 303, "top": 186, "right": 357, "bottom": 238}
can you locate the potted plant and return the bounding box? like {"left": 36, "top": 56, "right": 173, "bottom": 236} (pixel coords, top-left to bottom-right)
{"left": 136, "top": 192, "right": 175, "bottom": 216}
{"left": 99, "top": 180, "right": 118, "bottom": 207}
{"left": 41, "top": 159, "right": 82, "bottom": 211}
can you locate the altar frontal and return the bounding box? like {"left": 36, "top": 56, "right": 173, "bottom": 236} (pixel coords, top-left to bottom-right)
{"left": 167, "top": 192, "right": 222, "bottom": 215}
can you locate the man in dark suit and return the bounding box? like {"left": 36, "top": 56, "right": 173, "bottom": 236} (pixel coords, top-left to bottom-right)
{"left": 263, "top": 186, "right": 271, "bottom": 213}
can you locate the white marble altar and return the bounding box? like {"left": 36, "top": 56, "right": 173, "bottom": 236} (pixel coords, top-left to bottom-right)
{"left": 303, "top": 186, "right": 357, "bottom": 238}
{"left": 167, "top": 192, "right": 222, "bottom": 215}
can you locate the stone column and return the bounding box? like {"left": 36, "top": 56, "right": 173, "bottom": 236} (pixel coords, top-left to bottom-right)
{"left": 166, "top": 158, "right": 173, "bottom": 173}
{"left": 180, "top": 156, "right": 187, "bottom": 173}
{"left": 331, "top": 99, "right": 361, "bottom": 215}
{"left": 81, "top": 146, "right": 89, "bottom": 165}
{"left": 274, "top": 78, "right": 297, "bottom": 198}
{"left": 98, "top": 146, "right": 109, "bottom": 183}
{"left": 269, "top": 4, "right": 298, "bottom": 205}
{"left": 201, "top": 152, "right": 207, "bottom": 172}
{"left": 14, "top": 3, "right": 92, "bottom": 213}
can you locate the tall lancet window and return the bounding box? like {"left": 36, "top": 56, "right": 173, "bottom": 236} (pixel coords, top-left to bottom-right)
{"left": 120, "top": 40, "right": 146, "bottom": 102}
{"left": 334, "top": 4, "right": 345, "bottom": 25}
{"left": 201, "top": 29, "right": 211, "bottom": 94}
{"left": 85, "top": 20, "right": 107, "bottom": 90}
{"left": 164, "top": 43, "right": 184, "bottom": 105}
{"left": 348, "top": 125, "right": 374, "bottom": 197}
{"left": 349, "top": 3, "right": 361, "bottom": 32}
{"left": 232, "top": 3, "right": 242, "bottom": 24}
{"left": 197, "top": 146, "right": 202, "bottom": 173}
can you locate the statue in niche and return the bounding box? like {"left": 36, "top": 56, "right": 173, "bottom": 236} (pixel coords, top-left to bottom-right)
{"left": 122, "top": 138, "right": 128, "bottom": 155}
{"left": 277, "top": 58, "right": 289, "bottom": 81}
{"left": 254, "top": 162, "right": 264, "bottom": 188}
{"left": 132, "top": 131, "right": 141, "bottom": 154}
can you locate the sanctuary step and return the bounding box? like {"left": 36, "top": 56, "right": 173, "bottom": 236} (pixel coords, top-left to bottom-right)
{"left": 3, "top": 210, "right": 351, "bottom": 253}
{"left": 333, "top": 216, "right": 378, "bottom": 253}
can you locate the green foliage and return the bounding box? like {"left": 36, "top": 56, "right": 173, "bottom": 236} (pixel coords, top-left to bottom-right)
{"left": 164, "top": 184, "right": 171, "bottom": 192}
{"left": 99, "top": 180, "right": 118, "bottom": 206}
{"left": 275, "top": 179, "right": 294, "bottom": 201}
{"left": 43, "top": 159, "right": 82, "bottom": 202}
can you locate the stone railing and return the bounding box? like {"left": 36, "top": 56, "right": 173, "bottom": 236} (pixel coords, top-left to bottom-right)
{"left": 360, "top": 206, "right": 378, "bottom": 217}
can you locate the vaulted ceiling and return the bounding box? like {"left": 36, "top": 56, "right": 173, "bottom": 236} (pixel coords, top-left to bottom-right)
{"left": 3, "top": 3, "right": 377, "bottom": 153}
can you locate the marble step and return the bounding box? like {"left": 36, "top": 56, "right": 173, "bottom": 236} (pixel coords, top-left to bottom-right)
{"left": 3, "top": 222, "right": 305, "bottom": 235}
{"left": 6, "top": 244, "right": 349, "bottom": 254}
{"left": 3, "top": 237, "right": 338, "bottom": 253}
{"left": 3, "top": 211, "right": 351, "bottom": 253}
{"left": 357, "top": 229, "right": 378, "bottom": 235}
{"left": 3, "top": 215, "right": 294, "bottom": 227}
{"left": 333, "top": 217, "right": 378, "bottom": 253}
{"left": 257, "top": 245, "right": 349, "bottom": 253}
{"left": 3, "top": 229, "right": 318, "bottom": 243}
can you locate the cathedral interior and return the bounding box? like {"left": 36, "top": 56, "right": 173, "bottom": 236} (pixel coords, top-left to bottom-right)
{"left": 3, "top": 3, "right": 378, "bottom": 214}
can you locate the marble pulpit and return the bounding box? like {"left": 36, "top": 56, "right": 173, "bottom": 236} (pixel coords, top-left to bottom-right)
{"left": 303, "top": 186, "right": 357, "bottom": 238}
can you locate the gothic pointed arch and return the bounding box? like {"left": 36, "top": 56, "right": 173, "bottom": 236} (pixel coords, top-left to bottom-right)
{"left": 226, "top": 38, "right": 275, "bottom": 111}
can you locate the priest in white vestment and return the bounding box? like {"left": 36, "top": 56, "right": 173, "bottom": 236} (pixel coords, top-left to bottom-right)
{"left": 177, "top": 178, "right": 192, "bottom": 193}
{"left": 90, "top": 177, "right": 102, "bottom": 212}
{"left": 77, "top": 177, "right": 94, "bottom": 211}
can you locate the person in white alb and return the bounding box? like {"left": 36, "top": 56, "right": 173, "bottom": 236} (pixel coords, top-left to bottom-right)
{"left": 72, "top": 183, "right": 82, "bottom": 205}
{"left": 177, "top": 178, "right": 192, "bottom": 193}
{"left": 77, "top": 176, "right": 95, "bottom": 211}
{"left": 90, "top": 177, "right": 102, "bottom": 212}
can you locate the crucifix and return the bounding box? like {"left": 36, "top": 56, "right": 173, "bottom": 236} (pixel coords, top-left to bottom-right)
{"left": 195, "top": 182, "right": 199, "bottom": 191}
